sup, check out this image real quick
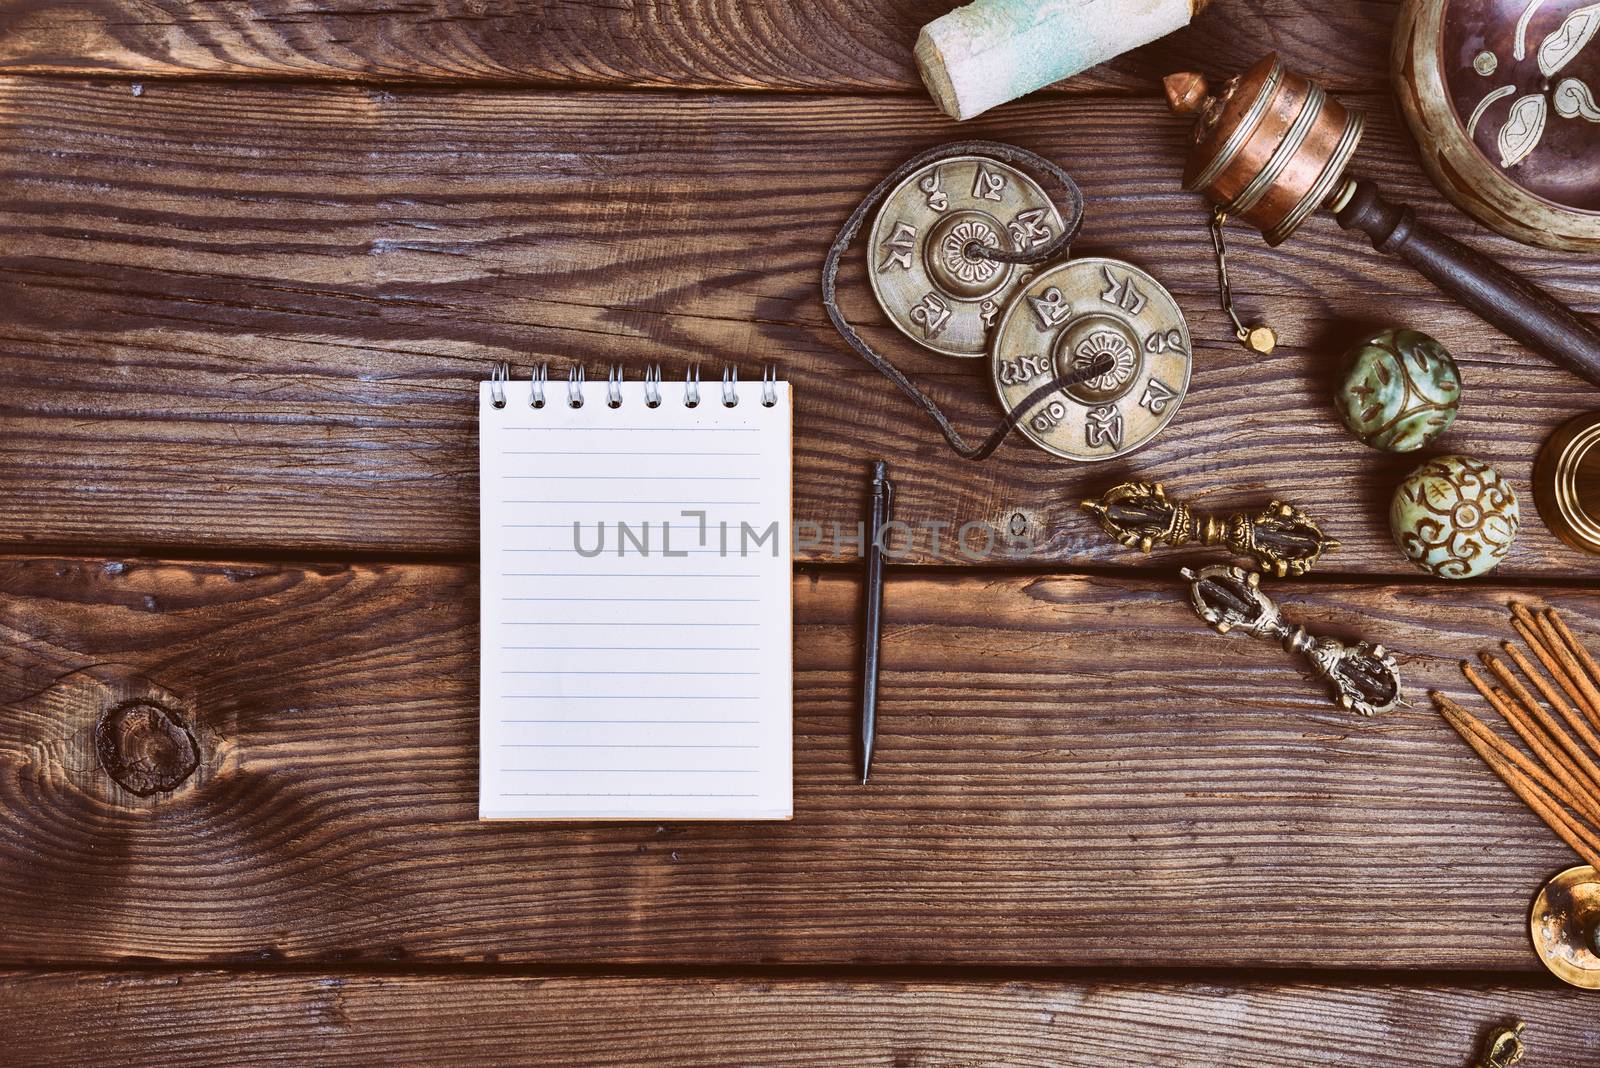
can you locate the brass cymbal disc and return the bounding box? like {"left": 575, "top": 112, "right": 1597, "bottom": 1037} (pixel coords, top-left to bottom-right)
{"left": 989, "top": 257, "right": 1191, "bottom": 461}
{"left": 867, "top": 155, "right": 1063, "bottom": 358}
{"left": 1530, "top": 863, "right": 1600, "bottom": 989}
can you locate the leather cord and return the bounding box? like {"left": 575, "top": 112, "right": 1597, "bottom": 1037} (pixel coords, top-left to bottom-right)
{"left": 820, "top": 140, "right": 1107, "bottom": 461}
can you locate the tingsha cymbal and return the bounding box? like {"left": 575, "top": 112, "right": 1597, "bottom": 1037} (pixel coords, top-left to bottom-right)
{"left": 868, "top": 155, "right": 1063, "bottom": 358}
{"left": 1530, "top": 863, "right": 1600, "bottom": 989}
{"left": 989, "top": 257, "right": 1191, "bottom": 461}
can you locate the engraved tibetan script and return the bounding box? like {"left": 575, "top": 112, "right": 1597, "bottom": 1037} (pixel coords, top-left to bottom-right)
{"left": 909, "top": 292, "right": 952, "bottom": 338}
{"left": 972, "top": 164, "right": 1006, "bottom": 201}
{"left": 1139, "top": 377, "right": 1177, "bottom": 414}
{"left": 1143, "top": 328, "right": 1186, "bottom": 355}
{"left": 1028, "top": 286, "right": 1071, "bottom": 329}
{"left": 878, "top": 222, "right": 917, "bottom": 271}
{"left": 1086, "top": 404, "right": 1123, "bottom": 449}
{"left": 1100, "top": 266, "right": 1146, "bottom": 314}
{"left": 1030, "top": 399, "right": 1068, "bottom": 433}
{"left": 997, "top": 352, "right": 1054, "bottom": 386}
{"left": 1008, "top": 208, "right": 1052, "bottom": 249}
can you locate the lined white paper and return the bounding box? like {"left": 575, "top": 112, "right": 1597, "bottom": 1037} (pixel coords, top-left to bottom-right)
{"left": 478, "top": 376, "right": 793, "bottom": 820}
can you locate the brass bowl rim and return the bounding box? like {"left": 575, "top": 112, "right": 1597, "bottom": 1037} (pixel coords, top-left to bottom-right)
{"left": 1535, "top": 412, "right": 1600, "bottom": 556}
{"left": 1556, "top": 422, "right": 1600, "bottom": 545}
{"left": 1530, "top": 863, "right": 1600, "bottom": 989}
{"left": 1394, "top": 0, "right": 1600, "bottom": 251}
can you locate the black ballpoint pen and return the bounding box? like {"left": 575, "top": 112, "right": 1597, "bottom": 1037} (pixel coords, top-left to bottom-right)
{"left": 860, "top": 460, "right": 893, "bottom": 785}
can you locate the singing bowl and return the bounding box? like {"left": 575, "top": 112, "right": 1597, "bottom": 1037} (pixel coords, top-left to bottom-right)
{"left": 1531, "top": 863, "right": 1600, "bottom": 988}
{"left": 1395, "top": 0, "right": 1600, "bottom": 251}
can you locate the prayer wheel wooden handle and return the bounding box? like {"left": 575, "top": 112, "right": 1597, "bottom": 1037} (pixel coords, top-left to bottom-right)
{"left": 1335, "top": 178, "right": 1600, "bottom": 389}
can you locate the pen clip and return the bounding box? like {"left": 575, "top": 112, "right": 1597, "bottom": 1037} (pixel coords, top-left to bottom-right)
{"left": 870, "top": 463, "right": 894, "bottom": 540}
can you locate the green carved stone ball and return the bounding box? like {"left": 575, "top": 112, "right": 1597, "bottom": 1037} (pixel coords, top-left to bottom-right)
{"left": 1334, "top": 328, "right": 1461, "bottom": 452}
{"left": 1390, "top": 454, "right": 1519, "bottom": 579}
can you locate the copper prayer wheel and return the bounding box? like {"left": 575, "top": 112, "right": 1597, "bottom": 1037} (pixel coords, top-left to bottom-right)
{"left": 1168, "top": 54, "right": 1363, "bottom": 246}
{"left": 1164, "top": 53, "right": 1600, "bottom": 388}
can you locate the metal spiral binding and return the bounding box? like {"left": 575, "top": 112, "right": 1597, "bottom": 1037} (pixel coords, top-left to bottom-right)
{"left": 491, "top": 363, "right": 769, "bottom": 411}
{"left": 489, "top": 360, "right": 509, "bottom": 408}
{"left": 606, "top": 365, "right": 624, "bottom": 408}
{"left": 530, "top": 363, "right": 547, "bottom": 408}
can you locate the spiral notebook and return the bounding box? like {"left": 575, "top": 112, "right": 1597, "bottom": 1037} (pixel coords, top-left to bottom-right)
{"left": 478, "top": 366, "right": 793, "bottom": 821}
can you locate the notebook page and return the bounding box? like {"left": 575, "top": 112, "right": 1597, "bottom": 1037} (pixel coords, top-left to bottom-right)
{"left": 478, "top": 376, "right": 793, "bottom": 820}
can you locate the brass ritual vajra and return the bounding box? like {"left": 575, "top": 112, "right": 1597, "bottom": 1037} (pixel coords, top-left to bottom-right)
{"left": 1082, "top": 481, "right": 1337, "bottom": 577}
{"left": 1182, "top": 564, "right": 1402, "bottom": 716}
{"left": 1476, "top": 1023, "right": 1526, "bottom": 1068}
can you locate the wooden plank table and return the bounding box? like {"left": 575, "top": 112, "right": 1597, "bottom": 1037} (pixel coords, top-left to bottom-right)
{"left": 1, "top": 1, "right": 1597, "bottom": 1063}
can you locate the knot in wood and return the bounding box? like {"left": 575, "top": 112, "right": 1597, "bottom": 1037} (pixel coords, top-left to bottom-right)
{"left": 94, "top": 700, "right": 200, "bottom": 796}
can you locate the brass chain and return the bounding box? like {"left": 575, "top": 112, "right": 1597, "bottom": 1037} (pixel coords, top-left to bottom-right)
{"left": 1208, "top": 208, "right": 1277, "bottom": 355}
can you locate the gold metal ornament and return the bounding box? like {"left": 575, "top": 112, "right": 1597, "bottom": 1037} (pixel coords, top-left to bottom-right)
{"left": 1530, "top": 864, "right": 1600, "bottom": 989}
{"left": 867, "top": 155, "right": 1063, "bottom": 358}
{"left": 989, "top": 257, "right": 1191, "bottom": 461}
{"left": 1208, "top": 208, "right": 1278, "bottom": 355}
{"left": 1181, "top": 564, "right": 1403, "bottom": 716}
{"left": 1082, "top": 481, "right": 1338, "bottom": 576}
{"left": 1476, "top": 1023, "right": 1526, "bottom": 1068}
{"left": 1534, "top": 411, "right": 1600, "bottom": 557}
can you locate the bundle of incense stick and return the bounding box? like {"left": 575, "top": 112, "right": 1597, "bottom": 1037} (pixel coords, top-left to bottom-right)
{"left": 1432, "top": 604, "right": 1600, "bottom": 869}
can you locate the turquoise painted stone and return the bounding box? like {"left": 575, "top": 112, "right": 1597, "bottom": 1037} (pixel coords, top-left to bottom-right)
{"left": 1334, "top": 328, "right": 1461, "bottom": 452}
{"left": 1390, "top": 455, "right": 1519, "bottom": 579}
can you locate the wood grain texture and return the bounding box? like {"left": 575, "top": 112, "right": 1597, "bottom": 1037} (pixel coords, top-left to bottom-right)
{"left": 2, "top": 78, "right": 1597, "bottom": 573}
{"left": 3, "top": 971, "right": 1592, "bottom": 1067}
{"left": 0, "top": 0, "right": 1400, "bottom": 94}
{"left": 0, "top": 553, "right": 1594, "bottom": 967}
